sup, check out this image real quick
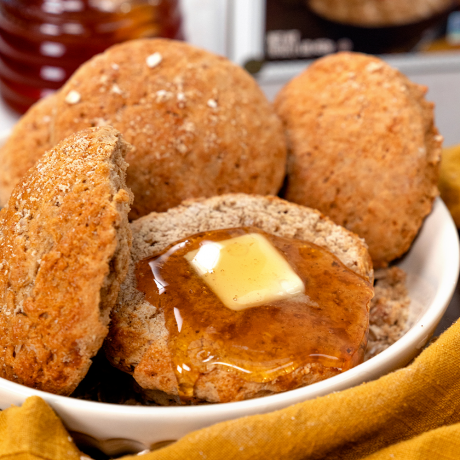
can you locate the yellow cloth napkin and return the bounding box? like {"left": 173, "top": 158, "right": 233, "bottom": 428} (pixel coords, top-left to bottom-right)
{"left": 0, "top": 396, "right": 82, "bottom": 460}
{"left": 129, "top": 318, "right": 460, "bottom": 460}
{"left": 439, "top": 144, "right": 460, "bottom": 227}
{"left": 2, "top": 318, "right": 460, "bottom": 460}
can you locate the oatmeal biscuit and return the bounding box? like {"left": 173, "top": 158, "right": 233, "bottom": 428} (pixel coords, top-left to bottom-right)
{"left": 0, "top": 39, "right": 287, "bottom": 219}
{"left": 274, "top": 52, "right": 442, "bottom": 267}
{"left": 0, "top": 126, "right": 132, "bottom": 395}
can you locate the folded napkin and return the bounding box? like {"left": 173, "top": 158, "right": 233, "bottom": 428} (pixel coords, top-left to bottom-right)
{"left": 2, "top": 318, "right": 460, "bottom": 460}
{"left": 0, "top": 396, "right": 82, "bottom": 460}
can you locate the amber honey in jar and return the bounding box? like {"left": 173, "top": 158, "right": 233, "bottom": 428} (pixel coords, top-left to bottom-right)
{"left": 0, "top": 0, "right": 183, "bottom": 113}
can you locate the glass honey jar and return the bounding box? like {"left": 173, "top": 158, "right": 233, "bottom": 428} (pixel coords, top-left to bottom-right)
{"left": 0, "top": 0, "right": 183, "bottom": 113}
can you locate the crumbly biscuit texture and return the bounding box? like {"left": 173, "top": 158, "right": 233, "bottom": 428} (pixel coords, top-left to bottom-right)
{"left": 0, "top": 126, "right": 133, "bottom": 395}
{"left": 0, "top": 39, "right": 287, "bottom": 218}
{"left": 105, "top": 194, "right": 373, "bottom": 403}
{"left": 307, "top": 0, "right": 453, "bottom": 27}
{"left": 275, "top": 52, "right": 442, "bottom": 268}
{"left": 366, "top": 267, "right": 410, "bottom": 360}
{"left": 438, "top": 143, "right": 460, "bottom": 228}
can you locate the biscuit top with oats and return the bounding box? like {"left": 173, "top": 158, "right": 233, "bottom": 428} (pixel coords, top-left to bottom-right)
{"left": 0, "top": 39, "right": 287, "bottom": 219}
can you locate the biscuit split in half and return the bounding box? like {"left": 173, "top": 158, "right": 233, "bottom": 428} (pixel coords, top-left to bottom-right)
{"left": 105, "top": 194, "right": 374, "bottom": 404}
{"left": 0, "top": 126, "right": 132, "bottom": 395}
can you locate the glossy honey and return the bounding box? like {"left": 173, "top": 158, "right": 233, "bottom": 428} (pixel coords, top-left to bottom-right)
{"left": 135, "top": 227, "right": 373, "bottom": 400}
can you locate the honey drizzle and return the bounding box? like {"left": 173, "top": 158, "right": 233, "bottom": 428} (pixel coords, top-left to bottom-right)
{"left": 135, "top": 227, "right": 373, "bottom": 400}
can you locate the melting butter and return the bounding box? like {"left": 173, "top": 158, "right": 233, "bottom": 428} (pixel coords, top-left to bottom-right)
{"left": 184, "top": 233, "right": 305, "bottom": 310}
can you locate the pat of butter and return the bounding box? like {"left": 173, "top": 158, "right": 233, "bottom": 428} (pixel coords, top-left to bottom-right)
{"left": 184, "top": 233, "right": 305, "bottom": 311}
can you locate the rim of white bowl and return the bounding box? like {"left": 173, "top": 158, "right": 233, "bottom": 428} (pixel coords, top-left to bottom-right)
{"left": 0, "top": 129, "right": 458, "bottom": 417}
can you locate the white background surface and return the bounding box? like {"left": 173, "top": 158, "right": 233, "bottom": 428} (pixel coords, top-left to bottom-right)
{"left": 415, "top": 70, "right": 460, "bottom": 147}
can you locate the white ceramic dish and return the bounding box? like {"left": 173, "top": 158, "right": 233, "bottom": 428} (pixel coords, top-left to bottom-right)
{"left": 0, "top": 131, "right": 458, "bottom": 456}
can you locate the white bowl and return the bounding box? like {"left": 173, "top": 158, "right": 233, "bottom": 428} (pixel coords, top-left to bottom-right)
{"left": 0, "top": 131, "right": 458, "bottom": 456}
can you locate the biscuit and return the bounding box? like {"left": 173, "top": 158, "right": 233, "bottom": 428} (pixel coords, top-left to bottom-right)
{"left": 0, "top": 126, "right": 133, "bottom": 395}
{"left": 307, "top": 0, "right": 453, "bottom": 27}
{"left": 0, "top": 39, "right": 287, "bottom": 219}
{"left": 105, "top": 194, "right": 373, "bottom": 404}
{"left": 274, "top": 52, "right": 442, "bottom": 268}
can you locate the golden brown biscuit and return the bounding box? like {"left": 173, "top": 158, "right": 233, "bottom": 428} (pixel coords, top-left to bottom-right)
{"left": 105, "top": 194, "right": 373, "bottom": 404}
{"left": 0, "top": 126, "right": 133, "bottom": 395}
{"left": 0, "top": 39, "right": 287, "bottom": 219}
{"left": 274, "top": 52, "right": 442, "bottom": 268}
{"left": 307, "top": 0, "right": 453, "bottom": 27}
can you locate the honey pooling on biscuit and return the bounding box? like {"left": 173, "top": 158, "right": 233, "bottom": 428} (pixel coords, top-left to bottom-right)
{"left": 135, "top": 227, "right": 373, "bottom": 402}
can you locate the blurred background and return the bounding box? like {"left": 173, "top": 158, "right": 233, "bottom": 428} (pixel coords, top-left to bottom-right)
{"left": 0, "top": 0, "right": 459, "bottom": 145}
